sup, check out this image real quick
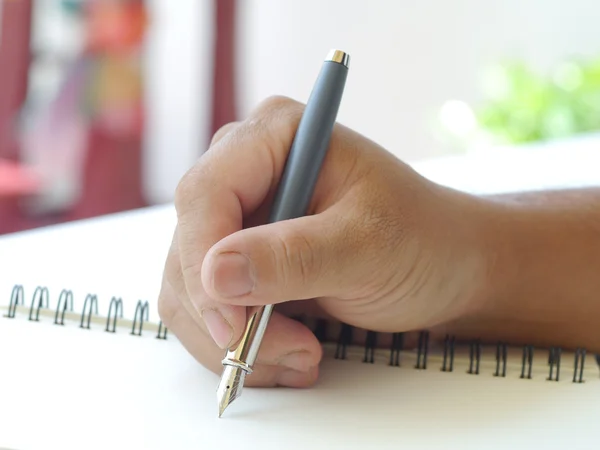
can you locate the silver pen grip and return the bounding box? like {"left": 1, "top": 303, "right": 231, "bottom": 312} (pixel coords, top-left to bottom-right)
{"left": 222, "top": 304, "right": 274, "bottom": 371}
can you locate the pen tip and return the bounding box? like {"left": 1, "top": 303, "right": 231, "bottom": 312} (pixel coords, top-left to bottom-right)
{"left": 218, "top": 402, "right": 227, "bottom": 418}
{"left": 216, "top": 365, "right": 246, "bottom": 418}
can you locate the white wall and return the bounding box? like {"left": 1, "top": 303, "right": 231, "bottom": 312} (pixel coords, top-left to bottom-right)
{"left": 234, "top": 0, "right": 600, "bottom": 163}
{"left": 142, "top": 0, "right": 214, "bottom": 204}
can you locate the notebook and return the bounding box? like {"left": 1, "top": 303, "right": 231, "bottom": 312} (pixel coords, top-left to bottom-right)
{"left": 1, "top": 204, "right": 599, "bottom": 450}
{"left": 3, "top": 143, "right": 600, "bottom": 449}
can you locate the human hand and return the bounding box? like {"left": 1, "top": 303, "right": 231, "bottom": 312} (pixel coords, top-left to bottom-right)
{"left": 158, "top": 96, "right": 494, "bottom": 388}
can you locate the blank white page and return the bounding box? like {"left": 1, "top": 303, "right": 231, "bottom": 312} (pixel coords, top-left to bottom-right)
{"left": 0, "top": 205, "right": 177, "bottom": 323}
{"left": 0, "top": 315, "right": 599, "bottom": 450}
{"left": 1, "top": 203, "right": 600, "bottom": 449}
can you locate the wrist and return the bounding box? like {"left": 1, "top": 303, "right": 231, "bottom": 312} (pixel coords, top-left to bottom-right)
{"left": 432, "top": 188, "right": 528, "bottom": 321}
{"left": 432, "top": 187, "right": 600, "bottom": 351}
{"left": 472, "top": 190, "right": 600, "bottom": 323}
{"left": 467, "top": 197, "right": 523, "bottom": 319}
{"left": 421, "top": 186, "right": 510, "bottom": 324}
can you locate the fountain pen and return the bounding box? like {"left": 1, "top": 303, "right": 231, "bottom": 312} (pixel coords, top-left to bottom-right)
{"left": 216, "top": 49, "right": 350, "bottom": 417}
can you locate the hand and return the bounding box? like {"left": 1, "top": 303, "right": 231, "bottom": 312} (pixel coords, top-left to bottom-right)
{"left": 158, "top": 96, "right": 494, "bottom": 388}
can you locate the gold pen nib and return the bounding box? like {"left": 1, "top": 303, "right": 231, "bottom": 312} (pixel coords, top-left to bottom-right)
{"left": 216, "top": 365, "right": 246, "bottom": 418}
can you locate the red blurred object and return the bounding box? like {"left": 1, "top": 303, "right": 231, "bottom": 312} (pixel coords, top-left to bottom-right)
{"left": 0, "top": 0, "right": 33, "bottom": 161}
{"left": 0, "top": 0, "right": 35, "bottom": 234}
{"left": 86, "top": 0, "right": 148, "bottom": 54}
{"left": 211, "top": 0, "right": 237, "bottom": 137}
{"left": 0, "top": 0, "right": 240, "bottom": 235}
{"left": 65, "top": 124, "right": 145, "bottom": 221}
{"left": 66, "top": 0, "right": 148, "bottom": 222}
{"left": 0, "top": 158, "right": 41, "bottom": 196}
{"left": 0, "top": 158, "right": 43, "bottom": 235}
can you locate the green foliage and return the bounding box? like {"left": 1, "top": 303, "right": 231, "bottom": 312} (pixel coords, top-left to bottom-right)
{"left": 60, "top": 0, "right": 85, "bottom": 15}
{"left": 474, "top": 57, "right": 600, "bottom": 145}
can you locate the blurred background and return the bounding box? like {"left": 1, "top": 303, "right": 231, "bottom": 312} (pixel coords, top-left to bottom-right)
{"left": 1, "top": 0, "right": 600, "bottom": 235}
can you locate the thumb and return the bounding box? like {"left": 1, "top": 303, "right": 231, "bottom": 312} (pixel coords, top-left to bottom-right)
{"left": 201, "top": 211, "right": 360, "bottom": 306}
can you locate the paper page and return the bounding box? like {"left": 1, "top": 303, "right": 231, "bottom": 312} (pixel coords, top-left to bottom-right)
{"left": 1, "top": 201, "right": 600, "bottom": 449}
{"left": 0, "top": 316, "right": 599, "bottom": 450}
{"left": 0, "top": 205, "right": 176, "bottom": 323}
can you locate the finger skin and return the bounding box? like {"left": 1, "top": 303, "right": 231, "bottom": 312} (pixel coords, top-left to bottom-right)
{"left": 162, "top": 224, "right": 246, "bottom": 347}
{"left": 160, "top": 120, "right": 244, "bottom": 339}
{"left": 201, "top": 210, "right": 364, "bottom": 306}
{"left": 172, "top": 96, "right": 377, "bottom": 345}
{"left": 159, "top": 199, "right": 323, "bottom": 389}
{"left": 173, "top": 97, "right": 306, "bottom": 345}
{"left": 209, "top": 121, "right": 240, "bottom": 147}
{"left": 157, "top": 275, "right": 321, "bottom": 387}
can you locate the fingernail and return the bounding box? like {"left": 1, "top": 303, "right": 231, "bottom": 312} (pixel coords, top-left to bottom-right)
{"left": 277, "top": 366, "right": 318, "bottom": 388}
{"left": 278, "top": 351, "right": 314, "bottom": 372}
{"left": 201, "top": 309, "right": 233, "bottom": 349}
{"left": 211, "top": 252, "right": 255, "bottom": 298}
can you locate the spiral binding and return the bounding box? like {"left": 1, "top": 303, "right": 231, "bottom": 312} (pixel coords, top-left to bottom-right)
{"left": 106, "top": 297, "right": 123, "bottom": 333}
{"left": 467, "top": 339, "right": 481, "bottom": 375}
{"left": 4, "top": 284, "right": 168, "bottom": 340}
{"left": 303, "top": 315, "right": 600, "bottom": 383}
{"left": 54, "top": 289, "right": 73, "bottom": 326}
{"left": 389, "top": 332, "right": 403, "bottom": 367}
{"left": 80, "top": 294, "right": 98, "bottom": 329}
{"left": 494, "top": 342, "right": 508, "bottom": 377}
{"left": 28, "top": 286, "right": 49, "bottom": 322}
{"left": 441, "top": 334, "right": 455, "bottom": 372}
{"left": 3, "top": 284, "right": 599, "bottom": 383}
{"left": 415, "top": 331, "right": 429, "bottom": 370}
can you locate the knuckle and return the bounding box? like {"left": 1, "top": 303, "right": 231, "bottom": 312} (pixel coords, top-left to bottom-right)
{"left": 250, "top": 96, "right": 304, "bottom": 131}
{"left": 241, "top": 96, "right": 305, "bottom": 174}
{"left": 173, "top": 167, "right": 200, "bottom": 213}
{"left": 209, "top": 121, "right": 238, "bottom": 146}
{"left": 256, "top": 95, "right": 296, "bottom": 115}
{"left": 271, "top": 229, "right": 320, "bottom": 288}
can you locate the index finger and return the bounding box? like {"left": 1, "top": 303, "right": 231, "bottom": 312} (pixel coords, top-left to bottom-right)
{"left": 173, "top": 96, "right": 304, "bottom": 340}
